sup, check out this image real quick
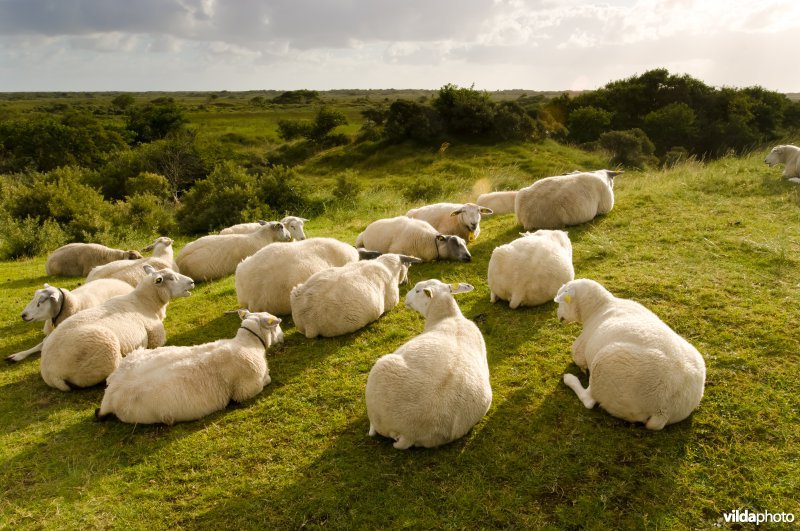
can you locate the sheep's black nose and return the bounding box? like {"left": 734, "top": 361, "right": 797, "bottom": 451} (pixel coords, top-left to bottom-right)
{"left": 461, "top": 256, "right": 472, "bottom": 263}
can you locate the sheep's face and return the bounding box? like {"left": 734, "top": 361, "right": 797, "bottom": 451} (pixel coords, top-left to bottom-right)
{"left": 765, "top": 146, "right": 784, "bottom": 166}
{"left": 406, "top": 279, "right": 474, "bottom": 316}
{"left": 21, "top": 284, "right": 62, "bottom": 322}
{"left": 281, "top": 216, "right": 308, "bottom": 241}
{"left": 148, "top": 267, "right": 194, "bottom": 298}
{"left": 436, "top": 235, "right": 471, "bottom": 262}
{"left": 143, "top": 237, "right": 173, "bottom": 253}
{"left": 554, "top": 283, "right": 579, "bottom": 323}
{"left": 451, "top": 204, "right": 484, "bottom": 233}
{"left": 240, "top": 310, "right": 284, "bottom": 347}
{"left": 126, "top": 250, "right": 144, "bottom": 260}
{"left": 263, "top": 222, "right": 292, "bottom": 242}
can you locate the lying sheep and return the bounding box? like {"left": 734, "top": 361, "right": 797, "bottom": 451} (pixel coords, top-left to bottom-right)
{"left": 7, "top": 279, "right": 134, "bottom": 363}
{"left": 236, "top": 237, "right": 370, "bottom": 315}
{"left": 555, "top": 278, "right": 706, "bottom": 430}
{"left": 87, "top": 237, "right": 178, "bottom": 287}
{"left": 176, "top": 221, "right": 291, "bottom": 282}
{"left": 95, "top": 309, "right": 283, "bottom": 425}
{"left": 355, "top": 216, "right": 471, "bottom": 262}
{"left": 39, "top": 265, "right": 194, "bottom": 391}
{"left": 515, "top": 170, "right": 621, "bottom": 230}
{"left": 45, "top": 243, "right": 143, "bottom": 277}
{"left": 291, "top": 254, "right": 422, "bottom": 338}
{"left": 476, "top": 191, "right": 518, "bottom": 215}
{"left": 764, "top": 144, "right": 800, "bottom": 181}
{"left": 220, "top": 216, "right": 309, "bottom": 240}
{"left": 406, "top": 202, "right": 492, "bottom": 243}
{"left": 488, "top": 230, "right": 574, "bottom": 308}
{"left": 366, "top": 279, "right": 492, "bottom": 449}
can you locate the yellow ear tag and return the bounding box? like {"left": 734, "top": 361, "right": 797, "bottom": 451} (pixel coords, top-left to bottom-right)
{"left": 467, "top": 232, "right": 476, "bottom": 243}
{"left": 450, "top": 283, "right": 460, "bottom": 291}
{"left": 238, "top": 309, "right": 248, "bottom": 319}
{"left": 267, "top": 318, "right": 274, "bottom": 325}
{"left": 563, "top": 293, "right": 572, "bottom": 304}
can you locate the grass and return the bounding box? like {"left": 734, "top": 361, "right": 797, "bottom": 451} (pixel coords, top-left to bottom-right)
{"left": 1, "top": 141, "right": 800, "bottom": 528}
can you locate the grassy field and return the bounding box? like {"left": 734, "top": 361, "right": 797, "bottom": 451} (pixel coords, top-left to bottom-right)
{"left": 1, "top": 137, "right": 799, "bottom": 528}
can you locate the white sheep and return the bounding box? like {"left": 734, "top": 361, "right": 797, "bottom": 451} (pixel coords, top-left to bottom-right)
{"left": 176, "top": 221, "right": 291, "bottom": 282}
{"left": 555, "top": 278, "right": 706, "bottom": 430}
{"left": 366, "top": 279, "right": 492, "bottom": 449}
{"left": 488, "top": 230, "right": 574, "bottom": 308}
{"left": 291, "top": 254, "right": 422, "bottom": 338}
{"left": 86, "top": 237, "right": 178, "bottom": 287}
{"left": 476, "top": 191, "right": 518, "bottom": 215}
{"left": 95, "top": 309, "right": 283, "bottom": 425}
{"left": 236, "top": 237, "right": 368, "bottom": 316}
{"left": 406, "top": 202, "right": 492, "bottom": 243}
{"left": 39, "top": 265, "right": 194, "bottom": 391}
{"left": 355, "top": 216, "right": 471, "bottom": 262}
{"left": 45, "top": 243, "right": 143, "bottom": 277}
{"left": 7, "top": 279, "right": 134, "bottom": 363}
{"left": 220, "top": 216, "right": 309, "bottom": 240}
{"left": 764, "top": 144, "right": 800, "bottom": 181}
{"left": 515, "top": 170, "right": 621, "bottom": 230}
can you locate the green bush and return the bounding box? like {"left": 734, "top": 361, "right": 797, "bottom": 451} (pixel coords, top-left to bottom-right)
{"left": 0, "top": 215, "right": 67, "bottom": 260}
{"left": 118, "top": 192, "right": 177, "bottom": 235}
{"left": 384, "top": 100, "right": 443, "bottom": 143}
{"left": 599, "top": 128, "right": 657, "bottom": 168}
{"left": 332, "top": 170, "right": 362, "bottom": 205}
{"left": 433, "top": 84, "right": 495, "bottom": 137}
{"left": 567, "top": 106, "right": 613, "bottom": 144}
{"left": 176, "top": 161, "right": 255, "bottom": 234}
{"left": 126, "top": 97, "right": 188, "bottom": 144}
{"left": 125, "top": 171, "right": 171, "bottom": 199}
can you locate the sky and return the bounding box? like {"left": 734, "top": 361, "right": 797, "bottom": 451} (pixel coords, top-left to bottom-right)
{"left": 0, "top": 0, "right": 799, "bottom": 93}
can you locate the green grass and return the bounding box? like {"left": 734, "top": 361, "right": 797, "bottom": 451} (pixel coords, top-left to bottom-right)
{"left": 1, "top": 144, "right": 799, "bottom": 528}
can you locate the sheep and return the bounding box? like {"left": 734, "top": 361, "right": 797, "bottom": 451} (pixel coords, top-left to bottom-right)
{"left": 176, "top": 221, "right": 291, "bottom": 282}
{"left": 45, "top": 243, "right": 143, "bottom": 277}
{"left": 6, "top": 279, "right": 134, "bottom": 363}
{"left": 220, "top": 216, "right": 310, "bottom": 240}
{"left": 291, "top": 254, "right": 423, "bottom": 338}
{"left": 515, "top": 170, "right": 621, "bottom": 230}
{"left": 366, "top": 279, "right": 492, "bottom": 449}
{"left": 406, "top": 202, "right": 493, "bottom": 243}
{"left": 764, "top": 144, "right": 800, "bottom": 181}
{"left": 95, "top": 309, "right": 283, "bottom": 425}
{"left": 555, "top": 278, "right": 706, "bottom": 430}
{"left": 488, "top": 230, "right": 574, "bottom": 308}
{"left": 86, "top": 237, "right": 178, "bottom": 287}
{"left": 355, "top": 216, "right": 471, "bottom": 263}
{"left": 236, "top": 237, "right": 371, "bottom": 316}
{"left": 476, "top": 191, "right": 518, "bottom": 215}
{"left": 39, "top": 265, "right": 194, "bottom": 391}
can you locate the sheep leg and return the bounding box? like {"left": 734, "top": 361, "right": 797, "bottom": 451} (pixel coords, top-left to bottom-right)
{"left": 490, "top": 292, "right": 497, "bottom": 303}
{"left": 509, "top": 296, "right": 523, "bottom": 310}
{"left": 645, "top": 414, "right": 669, "bottom": 431}
{"left": 563, "top": 373, "right": 597, "bottom": 409}
{"left": 393, "top": 435, "right": 413, "bottom": 450}
{"left": 368, "top": 424, "right": 377, "bottom": 437}
{"left": 5, "top": 341, "right": 45, "bottom": 363}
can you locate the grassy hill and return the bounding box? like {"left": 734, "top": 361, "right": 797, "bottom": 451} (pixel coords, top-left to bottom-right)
{"left": 1, "top": 140, "right": 799, "bottom": 528}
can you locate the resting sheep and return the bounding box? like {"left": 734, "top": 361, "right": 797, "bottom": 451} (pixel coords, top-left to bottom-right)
{"left": 291, "top": 254, "right": 422, "bottom": 338}
{"left": 87, "top": 237, "right": 178, "bottom": 287}
{"left": 176, "top": 221, "right": 291, "bottom": 282}
{"left": 764, "top": 144, "right": 800, "bottom": 181}
{"left": 236, "top": 237, "right": 370, "bottom": 315}
{"left": 488, "top": 230, "right": 574, "bottom": 308}
{"left": 476, "top": 191, "right": 517, "bottom": 215}
{"left": 7, "top": 279, "right": 134, "bottom": 363}
{"left": 555, "top": 278, "right": 706, "bottom": 430}
{"left": 515, "top": 170, "right": 621, "bottom": 230}
{"left": 95, "top": 309, "right": 283, "bottom": 425}
{"left": 406, "top": 202, "right": 492, "bottom": 243}
{"left": 39, "top": 265, "right": 194, "bottom": 391}
{"left": 45, "top": 243, "right": 143, "bottom": 277}
{"left": 355, "top": 216, "right": 471, "bottom": 262}
{"left": 366, "top": 279, "right": 492, "bottom": 449}
{"left": 220, "top": 216, "right": 309, "bottom": 240}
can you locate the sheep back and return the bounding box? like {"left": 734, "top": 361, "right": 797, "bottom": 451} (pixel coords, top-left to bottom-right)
{"left": 515, "top": 172, "right": 614, "bottom": 230}
{"left": 488, "top": 230, "right": 574, "bottom": 308}
{"left": 45, "top": 243, "right": 142, "bottom": 277}
{"left": 356, "top": 217, "right": 438, "bottom": 260}
{"left": 476, "top": 191, "right": 517, "bottom": 215}
{"left": 176, "top": 228, "right": 285, "bottom": 282}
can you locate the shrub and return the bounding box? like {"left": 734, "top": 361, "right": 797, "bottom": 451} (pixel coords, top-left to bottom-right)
{"left": 176, "top": 161, "right": 255, "bottom": 234}
{"left": 384, "top": 100, "right": 443, "bottom": 143}
{"left": 401, "top": 177, "right": 446, "bottom": 202}
{"left": 277, "top": 107, "right": 349, "bottom": 147}
{"left": 492, "top": 102, "right": 537, "bottom": 141}
{"left": 126, "top": 97, "right": 187, "bottom": 144}
{"left": 642, "top": 103, "right": 698, "bottom": 155}
{"left": 567, "top": 106, "right": 613, "bottom": 144}
{"left": 332, "top": 170, "right": 362, "bottom": 204}
{"left": 117, "top": 193, "right": 177, "bottom": 236}
{"left": 599, "top": 128, "right": 657, "bottom": 168}
{"left": 0, "top": 215, "right": 67, "bottom": 260}
{"left": 125, "top": 172, "right": 171, "bottom": 199}
{"left": 433, "top": 84, "right": 495, "bottom": 137}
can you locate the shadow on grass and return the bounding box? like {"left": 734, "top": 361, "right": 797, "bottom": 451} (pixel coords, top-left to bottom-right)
{"left": 188, "top": 370, "right": 696, "bottom": 528}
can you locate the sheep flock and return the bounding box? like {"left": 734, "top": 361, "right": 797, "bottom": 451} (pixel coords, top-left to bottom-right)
{"left": 21, "top": 145, "right": 800, "bottom": 445}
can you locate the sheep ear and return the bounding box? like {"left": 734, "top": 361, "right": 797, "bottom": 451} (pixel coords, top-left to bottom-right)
{"left": 237, "top": 309, "right": 250, "bottom": 320}
{"left": 607, "top": 170, "right": 624, "bottom": 178}
{"left": 142, "top": 242, "right": 156, "bottom": 252}
{"left": 450, "top": 208, "right": 465, "bottom": 217}
{"left": 423, "top": 288, "right": 434, "bottom": 298}
{"left": 449, "top": 283, "right": 474, "bottom": 294}
{"left": 43, "top": 283, "right": 51, "bottom": 288}
{"left": 143, "top": 264, "right": 156, "bottom": 275}
{"left": 554, "top": 288, "right": 574, "bottom": 304}
{"left": 399, "top": 255, "right": 423, "bottom": 265}
{"left": 261, "top": 315, "right": 282, "bottom": 328}
{"left": 358, "top": 249, "right": 382, "bottom": 260}
{"left": 436, "top": 234, "right": 446, "bottom": 242}
{"left": 479, "top": 207, "right": 493, "bottom": 215}
{"left": 154, "top": 276, "right": 164, "bottom": 285}
{"left": 299, "top": 218, "right": 309, "bottom": 222}
{"left": 258, "top": 220, "right": 267, "bottom": 225}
